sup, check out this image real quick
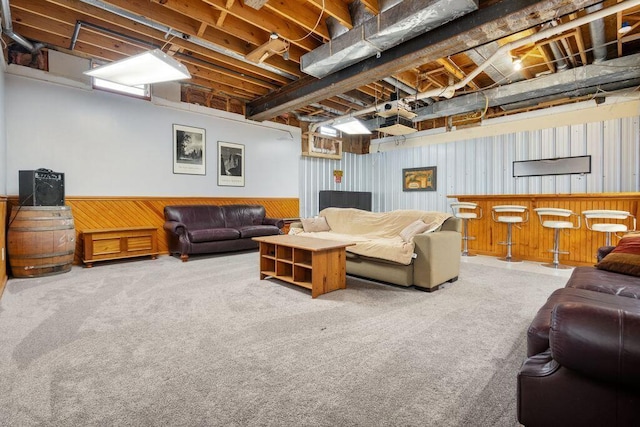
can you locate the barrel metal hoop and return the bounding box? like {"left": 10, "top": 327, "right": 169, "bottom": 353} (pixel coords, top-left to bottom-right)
{"left": 20, "top": 262, "right": 73, "bottom": 271}
{"left": 10, "top": 225, "right": 75, "bottom": 232}
{"left": 10, "top": 250, "right": 75, "bottom": 259}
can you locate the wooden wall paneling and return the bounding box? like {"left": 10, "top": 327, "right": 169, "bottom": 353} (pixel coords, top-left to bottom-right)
{"left": 449, "top": 193, "right": 640, "bottom": 266}
{"left": 0, "top": 197, "right": 7, "bottom": 298}
{"left": 7, "top": 197, "right": 300, "bottom": 266}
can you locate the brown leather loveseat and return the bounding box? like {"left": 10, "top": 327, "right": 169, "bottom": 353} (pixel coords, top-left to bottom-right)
{"left": 518, "top": 241, "right": 640, "bottom": 426}
{"left": 164, "top": 204, "right": 283, "bottom": 261}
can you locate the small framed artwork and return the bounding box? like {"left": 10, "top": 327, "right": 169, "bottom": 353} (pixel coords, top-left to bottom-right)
{"left": 173, "top": 124, "right": 206, "bottom": 175}
{"left": 218, "top": 141, "right": 245, "bottom": 187}
{"left": 304, "top": 134, "right": 343, "bottom": 160}
{"left": 403, "top": 166, "right": 437, "bottom": 191}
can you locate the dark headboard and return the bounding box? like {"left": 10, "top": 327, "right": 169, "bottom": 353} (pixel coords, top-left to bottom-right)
{"left": 319, "top": 191, "right": 372, "bottom": 212}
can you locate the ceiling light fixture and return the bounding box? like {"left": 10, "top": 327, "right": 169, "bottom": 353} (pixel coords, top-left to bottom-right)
{"left": 512, "top": 56, "right": 523, "bottom": 71}
{"left": 331, "top": 117, "right": 371, "bottom": 135}
{"left": 84, "top": 49, "right": 191, "bottom": 86}
{"left": 270, "top": 32, "right": 279, "bottom": 40}
{"left": 618, "top": 21, "right": 632, "bottom": 34}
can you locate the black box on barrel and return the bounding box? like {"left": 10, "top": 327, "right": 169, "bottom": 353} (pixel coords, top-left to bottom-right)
{"left": 19, "top": 169, "right": 65, "bottom": 206}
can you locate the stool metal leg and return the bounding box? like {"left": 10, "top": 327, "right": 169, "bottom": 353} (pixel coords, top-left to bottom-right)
{"left": 498, "top": 223, "right": 522, "bottom": 262}
{"left": 461, "top": 218, "right": 476, "bottom": 257}
{"left": 542, "top": 228, "right": 572, "bottom": 269}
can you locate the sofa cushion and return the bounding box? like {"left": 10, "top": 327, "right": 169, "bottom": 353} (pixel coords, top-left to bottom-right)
{"left": 165, "top": 205, "right": 226, "bottom": 229}
{"left": 222, "top": 205, "right": 266, "bottom": 228}
{"left": 237, "top": 225, "right": 280, "bottom": 238}
{"left": 595, "top": 235, "right": 640, "bottom": 277}
{"left": 301, "top": 217, "right": 331, "bottom": 232}
{"left": 566, "top": 266, "right": 640, "bottom": 299}
{"left": 188, "top": 228, "right": 240, "bottom": 243}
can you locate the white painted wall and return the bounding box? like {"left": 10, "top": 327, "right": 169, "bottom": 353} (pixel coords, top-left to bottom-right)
{"left": 0, "top": 56, "right": 6, "bottom": 195}
{"left": 5, "top": 73, "right": 300, "bottom": 197}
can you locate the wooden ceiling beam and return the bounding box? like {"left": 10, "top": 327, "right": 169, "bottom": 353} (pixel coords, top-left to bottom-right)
{"left": 40, "top": 0, "right": 300, "bottom": 81}
{"left": 13, "top": 12, "right": 278, "bottom": 93}
{"left": 201, "top": 0, "right": 319, "bottom": 51}
{"left": 151, "top": 0, "right": 304, "bottom": 64}
{"left": 305, "top": 0, "right": 353, "bottom": 30}
{"left": 264, "top": 0, "right": 330, "bottom": 41}
{"left": 247, "top": 0, "right": 605, "bottom": 120}
{"left": 436, "top": 58, "right": 479, "bottom": 90}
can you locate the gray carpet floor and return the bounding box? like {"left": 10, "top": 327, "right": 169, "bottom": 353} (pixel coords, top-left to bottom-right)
{"left": 0, "top": 252, "right": 567, "bottom": 426}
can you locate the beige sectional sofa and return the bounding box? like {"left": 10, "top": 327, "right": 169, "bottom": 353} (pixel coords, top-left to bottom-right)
{"left": 290, "top": 208, "right": 462, "bottom": 292}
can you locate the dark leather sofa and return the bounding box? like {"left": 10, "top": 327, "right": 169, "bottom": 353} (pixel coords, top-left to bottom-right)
{"left": 518, "top": 245, "right": 640, "bottom": 426}
{"left": 164, "top": 204, "right": 283, "bottom": 261}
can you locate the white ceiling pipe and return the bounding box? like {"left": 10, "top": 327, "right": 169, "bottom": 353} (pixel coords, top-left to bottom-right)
{"left": 310, "top": 0, "right": 640, "bottom": 134}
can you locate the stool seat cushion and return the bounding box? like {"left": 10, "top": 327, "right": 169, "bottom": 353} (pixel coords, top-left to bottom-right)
{"left": 542, "top": 220, "right": 574, "bottom": 229}
{"left": 592, "top": 224, "right": 628, "bottom": 233}
{"left": 455, "top": 213, "right": 477, "bottom": 219}
{"left": 498, "top": 216, "right": 523, "bottom": 223}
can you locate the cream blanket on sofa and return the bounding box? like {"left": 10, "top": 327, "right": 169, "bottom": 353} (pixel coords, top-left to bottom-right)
{"left": 295, "top": 208, "right": 452, "bottom": 265}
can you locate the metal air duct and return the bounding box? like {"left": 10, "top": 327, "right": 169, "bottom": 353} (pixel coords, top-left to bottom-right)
{"left": 301, "top": 0, "right": 479, "bottom": 79}
{"left": 586, "top": 3, "right": 607, "bottom": 62}
{"left": 1, "top": 0, "right": 42, "bottom": 53}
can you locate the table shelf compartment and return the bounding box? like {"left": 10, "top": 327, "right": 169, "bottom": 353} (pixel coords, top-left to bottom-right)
{"left": 277, "top": 245, "right": 293, "bottom": 260}
{"left": 261, "top": 243, "right": 276, "bottom": 258}
{"left": 293, "top": 265, "right": 312, "bottom": 285}
{"left": 293, "top": 249, "right": 312, "bottom": 266}
{"left": 276, "top": 260, "right": 293, "bottom": 277}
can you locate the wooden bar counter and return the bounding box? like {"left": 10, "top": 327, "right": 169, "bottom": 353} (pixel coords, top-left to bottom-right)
{"left": 447, "top": 193, "right": 639, "bottom": 266}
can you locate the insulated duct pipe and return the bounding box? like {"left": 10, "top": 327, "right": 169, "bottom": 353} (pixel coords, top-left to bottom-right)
{"left": 310, "top": 0, "right": 640, "bottom": 135}
{"left": 1, "top": 0, "right": 41, "bottom": 53}
{"left": 587, "top": 3, "right": 608, "bottom": 62}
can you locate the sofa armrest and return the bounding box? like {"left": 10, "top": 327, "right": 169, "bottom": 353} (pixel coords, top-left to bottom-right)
{"left": 263, "top": 217, "right": 284, "bottom": 229}
{"left": 413, "top": 230, "right": 461, "bottom": 288}
{"left": 550, "top": 302, "right": 640, "bottom": 386}
{"left": 163, "top": 221, "right": 187, "bottom": 236}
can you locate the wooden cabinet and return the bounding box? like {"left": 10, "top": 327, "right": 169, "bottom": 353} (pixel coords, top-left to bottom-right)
{"left": 254, "top": 235, "right": 354, "bottom": 298}
{"left": 82, "top": 226, "right": 159, "bottom": 267}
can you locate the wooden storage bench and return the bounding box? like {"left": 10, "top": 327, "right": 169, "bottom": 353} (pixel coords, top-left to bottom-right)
{"left": 82, "top": 226, "right": 159, "bottom": 267}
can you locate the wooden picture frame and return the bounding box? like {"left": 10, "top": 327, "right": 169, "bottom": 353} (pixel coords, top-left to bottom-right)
{"left": 403, "top": 166, "right": 437, "bottom": 192}
{"left": 173, "top": 124, "right": 206, "bottom": 175}
{"left": 218, "top": 141, "right": 245, "bottom": 187}
{"left": 304, "top": 133, "right": 343, "bottom": 160}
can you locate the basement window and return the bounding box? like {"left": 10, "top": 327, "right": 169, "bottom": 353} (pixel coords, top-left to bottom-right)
{"left": 319, "top": 126, "right": 338, "bottom": 137}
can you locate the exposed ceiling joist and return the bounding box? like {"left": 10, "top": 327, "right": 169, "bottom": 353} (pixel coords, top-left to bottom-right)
{"left": 246, "top": 0, "right": 604, "bottom": 120}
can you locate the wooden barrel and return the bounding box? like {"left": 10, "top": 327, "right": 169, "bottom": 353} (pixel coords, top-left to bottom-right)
{"left": 7, "top": 206, "right": 76, "bottom": 278}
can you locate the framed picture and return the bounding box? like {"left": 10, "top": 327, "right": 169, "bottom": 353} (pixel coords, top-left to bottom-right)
{"left": 173, "top": 124, "right": 206, "bottom": 175}
{"left": 218, "top": 141, "right": 245, "bottom": 187}
{"left": 403, "top": 166, "right": 437, "bottom": 191}
{"left": 304, "top": 134, "right": 343, "bottom": 160}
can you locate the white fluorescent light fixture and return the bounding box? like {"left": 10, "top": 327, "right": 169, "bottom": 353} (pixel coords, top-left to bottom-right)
{"left": 331, "top": 117, "right": 371, "bottom": 135}
{"left": 84, "top": 49, "right": 191, "bottom": 86}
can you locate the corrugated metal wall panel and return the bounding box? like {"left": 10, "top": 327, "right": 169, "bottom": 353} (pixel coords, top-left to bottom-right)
{"left": 300, "top": 116, "right": 640, "bottom": 216}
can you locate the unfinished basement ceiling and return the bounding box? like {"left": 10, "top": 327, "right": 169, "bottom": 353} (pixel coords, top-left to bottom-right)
{"left": 3, "top": 0, "right": 640, "bottom": 135}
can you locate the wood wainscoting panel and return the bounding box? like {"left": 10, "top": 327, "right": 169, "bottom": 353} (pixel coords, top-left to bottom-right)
{"left": 7, "top": 197, "right": 299, "bottom": 266}
{"left": 0, "top": 197, "right": 7, "bottom": 298}
{"left": 448, "top": 193, "right": 640, "bottom": 266}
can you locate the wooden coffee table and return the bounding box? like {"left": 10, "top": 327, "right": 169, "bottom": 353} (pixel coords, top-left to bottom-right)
{"left": 253, "top": 235, "right": 355, "bottom": 298}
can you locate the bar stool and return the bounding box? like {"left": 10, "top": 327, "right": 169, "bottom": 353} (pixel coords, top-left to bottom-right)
{"left": 491, "top": 205, "right": 529, "bottom": 262}
{"left": 582, "top": 210, "right": 636, "bottom": 246}
{"left": 534, "top": 208, "right": 581, "bottom": 269}
{"left": 450, "top": 202, "right": 482, "bottom": 256}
